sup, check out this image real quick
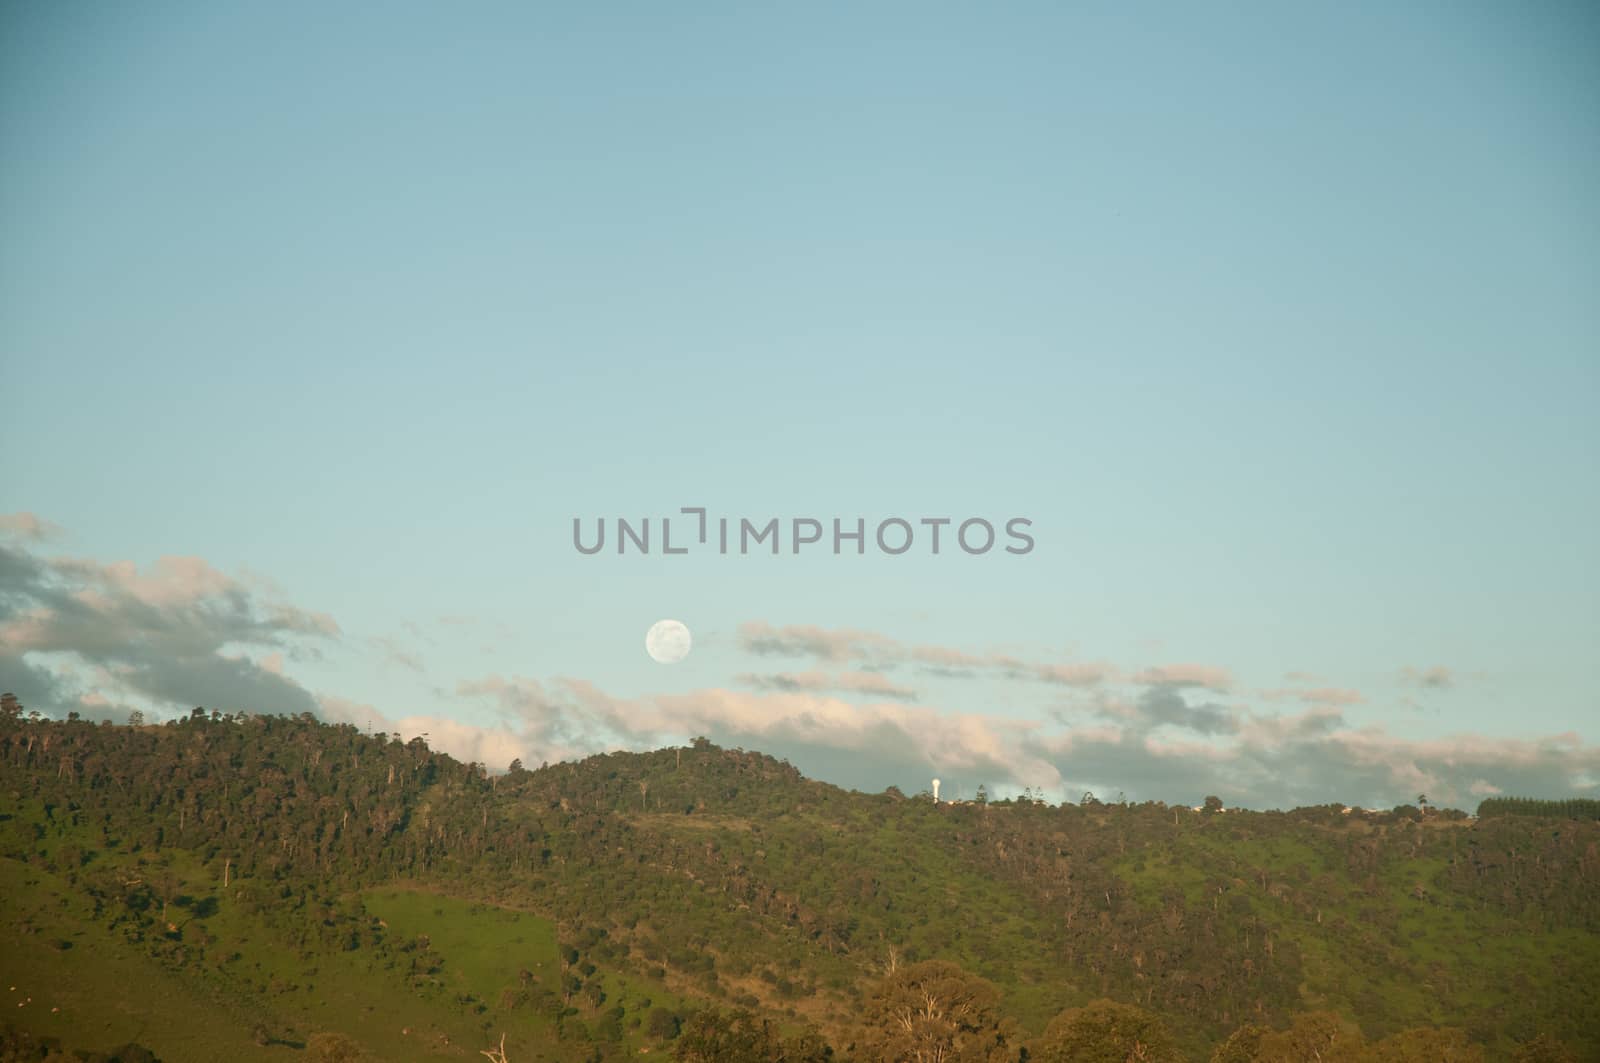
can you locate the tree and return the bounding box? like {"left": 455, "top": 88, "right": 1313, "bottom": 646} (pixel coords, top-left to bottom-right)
{"left": 306, "top": 1032, "right": 365, "bottom": 1063}
{"left": 153, "top": 868, "right": 181, "bottom": 926}
{"left": 647, "top": 1006, "right": 682, "bottom": 1040}
{"left": 1032, "top": 998, "right": 1181, "bottom": 1063}
{"left": 1211, "top": 1024, "right": 1266, "bottom": 1063}
{"left": 1369, "top": 1027, "right": 1483, "bottom": 1062}
{"left": 975, "top": 784, "right": 988, "bottom": 806}
{"left": 1, "top": 692, "right": 21, "bottom": 721}
{"left": 1248, "top": 1012, "right": 1367, "bottom": 1062}
{"left": 1203, "top": 795, "right": 1225, "bottom": 814}
{"left": 674, "top": 1009, "right": 829, "bottom": 1062}
{"left": 854, "top": 960, "right": 1019, "bottom": 1063}
{"left": 1512, "top": 1035, "right": 1581, "bottom": 1062}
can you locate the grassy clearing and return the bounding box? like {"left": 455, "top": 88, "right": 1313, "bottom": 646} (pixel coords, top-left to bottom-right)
{"left": 361, "top": 886, "right": 560, "bottom": 1004}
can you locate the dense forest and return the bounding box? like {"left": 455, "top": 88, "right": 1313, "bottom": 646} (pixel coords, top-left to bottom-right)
{"left": 1, "top": 697, "right": 1596, "bottom": 1062}
{"left": 1475, "top": 798, "right": 1600, "bottom": 821}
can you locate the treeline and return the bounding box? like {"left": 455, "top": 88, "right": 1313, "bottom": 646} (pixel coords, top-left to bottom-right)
{"left": 1477, "top": 797, "right": 1600, "bottom": 821}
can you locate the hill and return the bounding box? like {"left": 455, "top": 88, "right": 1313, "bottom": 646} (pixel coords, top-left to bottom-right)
{"left": 1, "top": 705, "right": 1596, "bottom": 1061}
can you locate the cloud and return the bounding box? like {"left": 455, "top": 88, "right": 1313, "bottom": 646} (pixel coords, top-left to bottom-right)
{"left": 907, "top": 645, "right": 1023, "bottom": 672}
{"left": 737, "top": 620, "right": 1113, "bottom": 690}
{"left": 1401, "top": 665, "right": 1455, "bottom": 690}
{"left": 0, "top": 539, "right": 337, "bottom": 720}
{"left": 1072, "top": 687, "right": 1242, "bottom": 737}
{"left": 455, "top": 674, "right": 637, "bottom": 766}
{"left": 1033, "top": 662, "right": 1117, "bottom": 687}
{"left": 1024, "top": 714, "right": 1599, "bottom": 811}
{"left": 1236, "top": 706, "right": 1346, "bottom": 744}
{"left": 737, "top": 621, "right": 898, "bottom": 662}
{"left": 320, "top": 696, "right": 531, "bottom": 771}
{"left": 1132, "top": 663, "right": 1235, "bottom": 692}
{"left": 1258, "top": 686, "right": 1365, "bottom": 707}
{"left": 736, "top": 669, "right": 918, "bottom": 701}
{"left": 1132, "top": 687, "right": 1240, "bottom": 735}
{"left": 0, "top": 513, "right": 65, "bottom": 542}
{"left": 371, "top": 636, "right": 424, "bottom": 673}
{"left": 648, "top": 686, "right": 1060, "bottom": 795}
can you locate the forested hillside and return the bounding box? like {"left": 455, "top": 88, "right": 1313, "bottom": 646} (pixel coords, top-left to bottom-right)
{"left": 1, "top": 703, "right": 1596, "bottom": 1062}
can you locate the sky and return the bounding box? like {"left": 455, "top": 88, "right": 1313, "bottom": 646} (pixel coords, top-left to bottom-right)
{"left": 2, "top": 1, "right": 1597, "bottom": 809}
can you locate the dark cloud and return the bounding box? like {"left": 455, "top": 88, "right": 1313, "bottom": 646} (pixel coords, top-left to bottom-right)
{"left": 0, "top": 540, "right": 336, "bottom": 720}
{"left": 1401, "top": 665, "right": 1455, "bottom": 690}
{"left": 1134, "top": 687, "right": 1240, "bottom": 736}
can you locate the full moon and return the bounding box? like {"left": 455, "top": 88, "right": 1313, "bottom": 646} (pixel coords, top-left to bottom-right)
{"left": 645, "top": 619, "right": 692, "bottom": 664}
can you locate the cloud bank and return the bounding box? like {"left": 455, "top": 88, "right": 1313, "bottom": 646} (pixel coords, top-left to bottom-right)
{"left": 432, "top": 673, "right": 1596, "bottom": 811}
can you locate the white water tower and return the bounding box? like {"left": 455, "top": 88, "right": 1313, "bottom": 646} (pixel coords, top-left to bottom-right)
{"left": 931, "top": 778, "right": 941, "bottom": 803}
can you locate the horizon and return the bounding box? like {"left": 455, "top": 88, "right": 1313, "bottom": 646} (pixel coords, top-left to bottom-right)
{"left": 9, "top": 702, "right": 1550, "bottom": 815}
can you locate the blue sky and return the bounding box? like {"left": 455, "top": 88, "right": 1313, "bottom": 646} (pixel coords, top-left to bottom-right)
{"left": 2, "top": 2, "right": 1596, "bottom": 808}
